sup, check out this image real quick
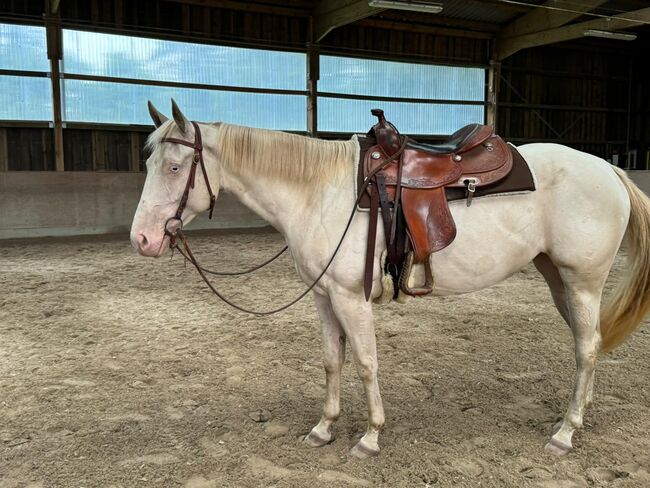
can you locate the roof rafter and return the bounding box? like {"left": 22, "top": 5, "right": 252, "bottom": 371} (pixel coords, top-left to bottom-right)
{"left": 312, "top": 0, "right": 386, "bottom": 42}
{"left": 499, "top": 0, "right": 608, "bottom": 39}
{"left": 496, "top": 7, "right": 650, "bottom": 60}
{"left": 50, "top": 0, "right": 61, "bottom": 15}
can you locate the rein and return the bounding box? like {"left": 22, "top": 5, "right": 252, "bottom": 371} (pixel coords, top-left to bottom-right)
{"left": 161, "top": 121, "right": 406, "bottom": 315}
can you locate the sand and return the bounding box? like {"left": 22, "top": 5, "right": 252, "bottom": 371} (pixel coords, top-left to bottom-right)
{"left": 0, "top": 229, "right": 648, "bottom": 487}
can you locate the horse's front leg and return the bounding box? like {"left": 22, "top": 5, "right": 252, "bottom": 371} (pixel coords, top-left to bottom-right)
{"left": 305, "top": 292, "right": 347, "bottom": 447}
{"left": 329, "top": 291, "right": 384, "bottom": 458}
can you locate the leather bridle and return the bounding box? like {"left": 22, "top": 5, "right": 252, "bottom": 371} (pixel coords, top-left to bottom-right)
{"left": 161, "top": 121, "right": 217, "bottom": 247}
{"left": 158, "top": 120, "right": 407, "bottom": 315}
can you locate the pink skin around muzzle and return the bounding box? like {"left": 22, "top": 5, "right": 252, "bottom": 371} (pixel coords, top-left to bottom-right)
{"left": 131, "top": 217, "right": 183, "bottom": 257}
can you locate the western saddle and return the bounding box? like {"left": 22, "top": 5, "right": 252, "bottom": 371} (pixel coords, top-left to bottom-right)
{"left": 360, "top": 109, "right": 515, "bottom": 300}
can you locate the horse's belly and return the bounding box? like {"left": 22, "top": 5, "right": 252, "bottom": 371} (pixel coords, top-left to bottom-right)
{"left": 424, "top": 192, "right": 543, "bottom": 295}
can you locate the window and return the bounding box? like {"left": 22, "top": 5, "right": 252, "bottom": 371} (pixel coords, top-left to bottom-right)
{"left": 61, "top": 30, "right": 307, "bottom": 129}
{"left": 318, "top": 55, "right": 486, "bottom": 134}
{"left": 0, "top": 23, "right": 49, "bottom": 71}
{"left": 0, "top": 23, "right": 52, "bottom": 121}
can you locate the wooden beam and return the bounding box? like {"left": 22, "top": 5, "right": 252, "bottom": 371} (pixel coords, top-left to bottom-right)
{"left": 312, "top": 0, "right": 386, "bottom": 42}
{"left": 496, "top": 7, "right": 650, "bottom": 60}
{"left": 500, "top": 0, "right": 608, "bottom": 39}
{"left": 486, "top": 60, "right": 500, "bottom": 129}
{"left": 358, "top": 18, "right": 494, "bottom": 40}
{"left": 92, "top": 131, "right": 106, "bottom": 171}
{"left": 0, "top": 129, "right": 7, "bottom": 172}
{"left": 169, "top": 0, "right": 309, "bottom": 18}
{"left": 129, "top": 133, "right": 141, "bottom": 172}
{"left": 379, "top": 11, "right": 501, "bottom": 33}
{"left": 45, "top": 4, "right": 65, "bottom": 172}
{"left": 306, "top": 41, "right": 319, "bottom": 137}
{"left": 50, "top": 0, "right": 61, "bottom": 15}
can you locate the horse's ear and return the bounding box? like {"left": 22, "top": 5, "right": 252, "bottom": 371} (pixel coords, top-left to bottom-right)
{"left": 147, "top": 100, "right": 168, "bottom": 128}
{"left": 171, "top": 98, "right": 190, "bottom": 134}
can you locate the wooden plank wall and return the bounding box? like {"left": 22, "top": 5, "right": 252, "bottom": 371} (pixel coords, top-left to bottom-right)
{"left": 4, "top": 128, "right": 55, "bottom": 171}
{"left": 325, "top": 24, "right": 489, "bottom": 66}
{"left": 498, "top": 42, "right": 634, "bottom": 162}
{"left": 0, "top": 127, "right": 150, "bottom": 172}
{"left": 629, "top": 42, "right": 650, "bottom": 169}
{"left": 0, "top": 0, "right": 490, "bottom": 171}
{"left": 59, "top": 128, "right": 150, "bottom": 172}
{"left": 1, "top": 0, "right": 648, "bottom": 169}
{"left": 59, "top": 0, "right": 309, "bottom": 49}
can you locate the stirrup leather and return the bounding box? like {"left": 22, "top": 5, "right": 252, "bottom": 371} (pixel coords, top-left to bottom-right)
{"left": 398, "top": 251, "right": 434, "bottom": 296}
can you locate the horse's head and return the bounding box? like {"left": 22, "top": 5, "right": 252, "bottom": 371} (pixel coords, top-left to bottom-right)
{"left": 130, "top": 100, "right": 220, "bottom": 257}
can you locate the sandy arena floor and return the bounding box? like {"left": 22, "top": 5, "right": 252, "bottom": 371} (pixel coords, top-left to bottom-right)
{"left": 0, "top": 229, "right": 649, "bottom": 488}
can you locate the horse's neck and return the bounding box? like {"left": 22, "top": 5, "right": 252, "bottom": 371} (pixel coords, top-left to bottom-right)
{"left": 218, "top": 140, "right": 357, "bottom": 241}
{"left": 220, "top": 170, "right": 310, "bottom": 232}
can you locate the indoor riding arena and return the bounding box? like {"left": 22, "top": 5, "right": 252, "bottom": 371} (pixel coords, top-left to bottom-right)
{"left": 2, "top": 1, "right": 650, "bottom": 487}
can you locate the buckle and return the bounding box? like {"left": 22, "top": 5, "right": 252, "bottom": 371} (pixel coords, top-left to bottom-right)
{"left": 464, "top": 177, "right": 478, "bottom": 207}
{"left": 164, "top": 217, "right": 183, "bottom": 247}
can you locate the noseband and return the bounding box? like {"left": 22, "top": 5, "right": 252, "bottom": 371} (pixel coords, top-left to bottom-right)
{"left": 160, "top": 121, "right": 216, "bottom": 247}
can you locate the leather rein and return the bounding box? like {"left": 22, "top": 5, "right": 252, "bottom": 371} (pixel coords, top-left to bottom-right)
{"left": 161, "top": 121, "right": 405, "bottom": 315}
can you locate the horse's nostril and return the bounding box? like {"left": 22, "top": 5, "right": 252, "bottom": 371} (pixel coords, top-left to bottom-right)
{"left": 138, "top": 233, "right": 149, "bottom": 249}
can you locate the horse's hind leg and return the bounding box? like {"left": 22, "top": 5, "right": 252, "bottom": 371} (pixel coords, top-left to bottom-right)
{"left": 546, "top": 272, "right": 604, "bottom": 456}
{"left": 534, "top": 254, "right": 597, "bottom": 409}
{"left": 305, "top": 292, "right": 347, "bottom": 448}
{"left": 534, "top": 253, "right": 570, "bottom": 325}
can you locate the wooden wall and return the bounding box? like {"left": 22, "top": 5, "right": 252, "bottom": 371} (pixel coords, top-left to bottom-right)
{"left": 2, "top": 127, "right": 55, "bottom": 171}
{"left": 62, "top": 129, "right": 146, "bottom": 171}
{"left": 58, "top": 0, "right": 310, "bottom": 49}
{"left": 0, "top": 126, "right": 148, "bottom": 172}
{"left": 629, "top": 43, "right": 650, "bottom": 169}
{"left": 498, "top": 41, "right": 634, "bottom": 162}
{"left": 1, "top": 0, "right": 649, "bottom": 170}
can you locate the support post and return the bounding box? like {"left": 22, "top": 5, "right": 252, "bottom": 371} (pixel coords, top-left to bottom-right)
{"left": 46, "top": 2, "right": 65, "bottom": 171}
{"left": 306, "top": 23, "right": 320, "bottom": 138}
{"left": 130, "top": 133, "right": 141, "bottom": 171}
{"left": 0, "top": 129, "right": 7, "bottom": 171}
{"left": 486, "top": 60, "right": 501, "bottom": 129}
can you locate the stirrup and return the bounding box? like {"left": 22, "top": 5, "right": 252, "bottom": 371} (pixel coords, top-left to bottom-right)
{"left": 399, "top": 251, "right": 434, "bottom": 296}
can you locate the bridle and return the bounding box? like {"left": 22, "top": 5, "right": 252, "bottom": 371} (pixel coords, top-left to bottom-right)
{"left": 161, "top": 121, "right": 217, "bottom": 247}
{"left": 159, "top": 121, "right": 406, "bottom": 315}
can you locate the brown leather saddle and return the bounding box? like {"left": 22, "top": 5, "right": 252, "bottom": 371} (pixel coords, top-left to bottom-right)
{"left": 359, "top": 109, "right": 523, "bottom": 300}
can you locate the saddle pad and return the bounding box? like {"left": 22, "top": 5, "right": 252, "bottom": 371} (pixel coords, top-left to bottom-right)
{"left": 444, "top": 144, "right": 535, "bottom": 202}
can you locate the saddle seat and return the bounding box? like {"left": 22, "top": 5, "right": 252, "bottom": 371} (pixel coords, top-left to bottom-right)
{"left": 405, "top": 124, "right": 493, "bottom": 155}
{"left": 361, "top": 109, "right": 514, "bottom": 299}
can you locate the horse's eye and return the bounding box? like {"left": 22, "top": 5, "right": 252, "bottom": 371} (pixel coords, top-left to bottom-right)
{"left": 170, "top": 165, "right": 180, "bottom": 174}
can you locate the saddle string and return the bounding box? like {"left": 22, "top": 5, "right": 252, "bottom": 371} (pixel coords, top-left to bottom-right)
{"left": 168, "top": 133, "right": 407, "bottom": 316}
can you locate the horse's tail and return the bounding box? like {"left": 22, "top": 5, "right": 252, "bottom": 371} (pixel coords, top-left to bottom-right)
{"left": 600, "top": 167, "right": 650, "bottom": 352}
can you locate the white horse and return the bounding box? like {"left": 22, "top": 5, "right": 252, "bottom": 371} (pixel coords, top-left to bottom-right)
{"left": 131, "top": 101, "right": 650, "bottom": 459}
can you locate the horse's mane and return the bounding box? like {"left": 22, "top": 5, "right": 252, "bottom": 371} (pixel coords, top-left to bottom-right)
{"left": 217, "top": 124, "right": 355, "bottom": 186}
{"left": 147, "top": 121, "right": 356, "bottom": 186}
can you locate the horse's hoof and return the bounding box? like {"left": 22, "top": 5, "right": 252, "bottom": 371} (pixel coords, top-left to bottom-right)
{"left": 349, "top": 441, "right": 380, "bottom": 459}
{"left": 303, "top": 431, "right": 331, "bottom": 448}
{"left": 544, "top": 439, "right": 572, "bottom": 456}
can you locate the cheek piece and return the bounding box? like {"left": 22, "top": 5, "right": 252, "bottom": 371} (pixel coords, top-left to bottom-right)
{"left": 160, "top": 121, "right": 216, "bottom": 247}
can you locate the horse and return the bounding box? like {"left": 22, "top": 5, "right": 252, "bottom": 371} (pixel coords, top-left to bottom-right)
{"left": 130, "top": 100, "right": 650, "bottom": 459}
